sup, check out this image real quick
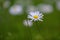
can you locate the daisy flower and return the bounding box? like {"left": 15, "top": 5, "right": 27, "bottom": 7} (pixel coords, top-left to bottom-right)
{"left": 23, "top": 20, "right": 33, "bottom": 27}
{"left": 27, "top": 11, "right": 43, "bottom": 21}
{"left": 38, "top": 4, "right": 53, "bottom": 13}
{"left": 9, "top": 5, "right": 23, "bottom": 15}
{"left": 56, "top": 1, "right": 60, "bottom": 10}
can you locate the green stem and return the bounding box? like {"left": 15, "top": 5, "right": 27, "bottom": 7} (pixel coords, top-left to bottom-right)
{"left": 35, "top": 21, "right": 40, "bottom": 33}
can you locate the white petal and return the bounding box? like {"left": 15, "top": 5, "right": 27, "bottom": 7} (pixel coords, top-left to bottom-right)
{"left": 28, "top": 15, "right": 33, "bottom": 19}
{"left": 29, "top": 11, "right": 35, "bottom": 16}
{"left": 39, "top": 19, "right": 43, "bottom": 21}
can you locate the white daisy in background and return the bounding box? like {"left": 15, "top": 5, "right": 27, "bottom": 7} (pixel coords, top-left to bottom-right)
{"left": 23, "top": 20, "right": 33, "bottom": 27}
{"left": 9, "top": 5, "right": 23, "bottom": 15}
{"left": 56, "top": 1, "right": 60, "bottom": 10}
{"left": 37, "top": 4, "right": 53, "bottom": 13}
{"left": 28, "top": 11, "right": 43, "bottom": 21}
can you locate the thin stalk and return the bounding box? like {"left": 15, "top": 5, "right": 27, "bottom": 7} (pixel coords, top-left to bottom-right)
{"left": 24, "top": 20, "right": 32, "bottom": 40}
{"left": 35, "top": 21, "right": 40, "bottom": 33}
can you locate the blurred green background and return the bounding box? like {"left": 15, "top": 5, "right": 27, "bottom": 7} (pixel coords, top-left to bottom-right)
{"left": 0, "top": 0, "right": 60, "bottom": 40}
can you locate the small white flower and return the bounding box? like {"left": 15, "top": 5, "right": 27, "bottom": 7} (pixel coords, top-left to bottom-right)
{"left": 23, "top": 20, "right": 33, "bottom": 27}
{"left": 56, "top": 1, "right": 60, "bottom": 10}
{"left": 9, "top": 5, "right": 23, "bottom": 15}
{"left": 28, "top": 11, "right": 43, "bottom": 21}
{"left": 38, "top": 4, "right": 53, "bottom": 13}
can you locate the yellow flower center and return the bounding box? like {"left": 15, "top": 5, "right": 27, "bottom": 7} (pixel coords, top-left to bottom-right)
{"left": 33, "top": 15, "right": 38, "bottom": 19}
